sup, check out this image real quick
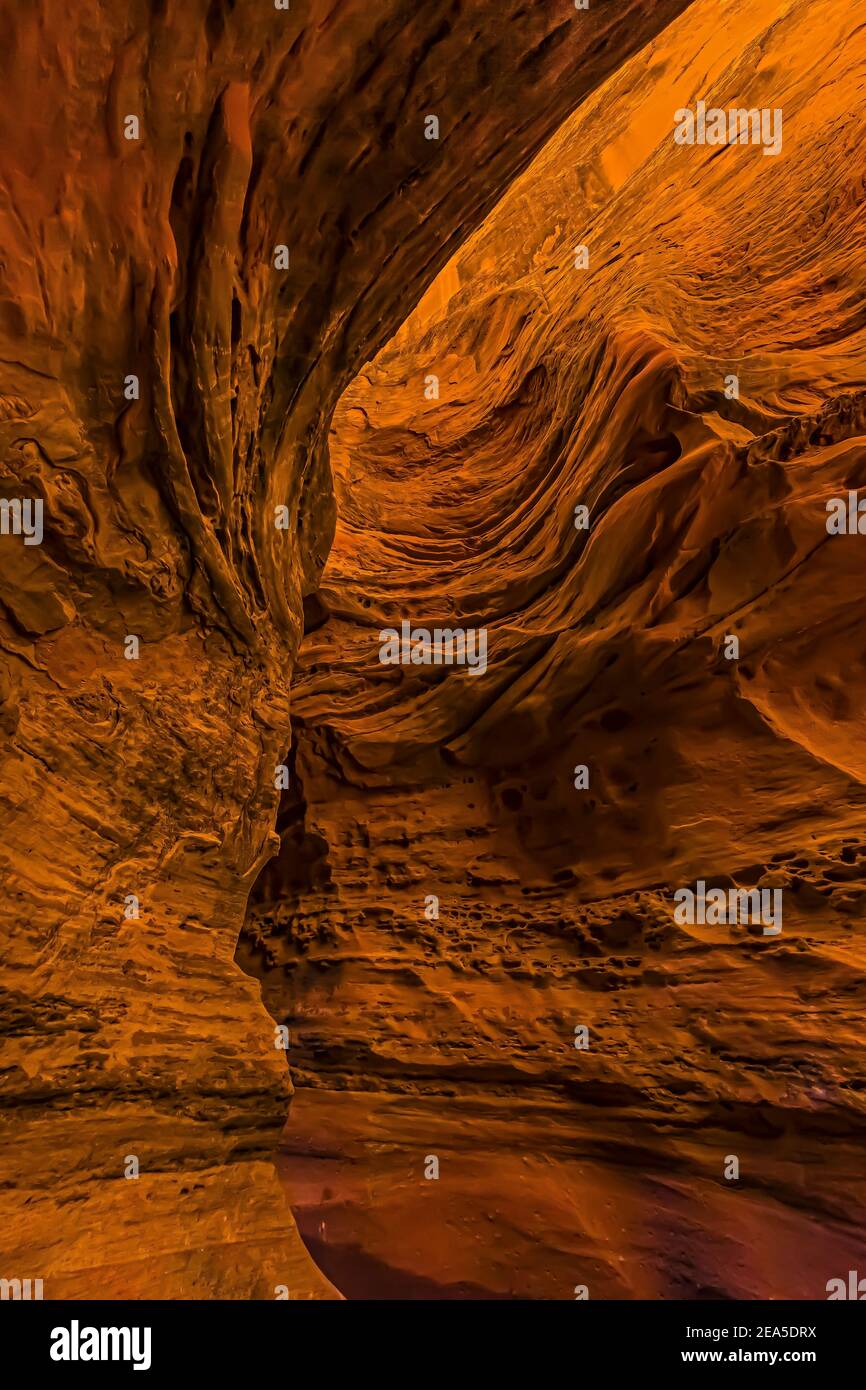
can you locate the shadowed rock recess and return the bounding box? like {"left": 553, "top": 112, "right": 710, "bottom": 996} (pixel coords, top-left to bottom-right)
{"left": 238, "top": 0, "right": 866, "bottom": 1299}
{"left": 0, "top": 0, "right": 697, "bottom": 1299}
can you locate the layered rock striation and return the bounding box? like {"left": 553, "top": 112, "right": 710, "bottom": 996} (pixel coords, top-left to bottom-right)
{"left": 242, "top": 0, "right": 866, "bottom": 1298}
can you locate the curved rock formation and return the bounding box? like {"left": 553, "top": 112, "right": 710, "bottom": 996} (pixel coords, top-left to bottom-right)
{"left": 0, "top": 0, "right": 693, "bottom": 1298}
{"left": 242, "top": 0, "right": 866, "bottom": 1297}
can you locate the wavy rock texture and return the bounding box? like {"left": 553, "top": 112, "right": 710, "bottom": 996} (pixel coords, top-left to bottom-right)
{"left": 0, "top": 0, "right": 696, "bottom": 1298}
{"left": 241, "top": 0, "right": 866, "bottom": 1298}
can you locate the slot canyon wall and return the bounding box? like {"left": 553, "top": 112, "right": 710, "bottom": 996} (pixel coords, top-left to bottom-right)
{"left": 240, "top": 0, "right": 866, "bottom": 1298}
{"left": 0, "top": 0, "right": 698, "bottom": 1298}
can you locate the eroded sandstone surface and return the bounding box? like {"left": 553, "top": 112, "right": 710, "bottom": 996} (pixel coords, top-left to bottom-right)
{"left": 0, "top": 0, "right": 693, "bottom": 1298}
{"left": 241, "top": 0, "right": 866, "bottom": 1298}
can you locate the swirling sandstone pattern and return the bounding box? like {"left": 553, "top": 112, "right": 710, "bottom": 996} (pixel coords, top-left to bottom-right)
{"left": 0, "top": 0, "right": 693, "bottom": 1299}
{"left": 241, "top": 0, "right": 866, "bottom": 1297}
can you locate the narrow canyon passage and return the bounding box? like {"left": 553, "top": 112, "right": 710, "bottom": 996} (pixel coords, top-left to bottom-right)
{"left": 0, "top": 0, "right": 696, "bottom": 1300}
{"left": 239, "top": 0, "right": 866, "bottom": 1299}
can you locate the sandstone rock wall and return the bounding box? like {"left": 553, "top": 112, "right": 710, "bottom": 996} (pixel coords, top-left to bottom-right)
{"left": 242, "top": 0, "right": 866, "bottom": 1297}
